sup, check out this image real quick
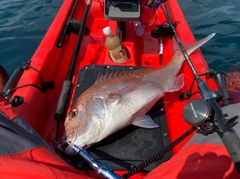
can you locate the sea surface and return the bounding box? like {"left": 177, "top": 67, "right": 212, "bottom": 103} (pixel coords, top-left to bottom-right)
{"left": 179, "top": 0, "right": 240, "bottom": 72}
{"left": 0, "top": 0, "right": 240, "bottom": 76}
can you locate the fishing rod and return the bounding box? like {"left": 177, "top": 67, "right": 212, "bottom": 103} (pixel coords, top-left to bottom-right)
{"left": 54, "top": 0, "right": 92, "bottom": 122}
{"left": 160, "top": 1, "right": 240, "bottom": 173}
{"left": 72, "top": 145, "right": 123, "bottom": 179}
{"left": 57, "top": 0, "right": 79, "bottom": 47}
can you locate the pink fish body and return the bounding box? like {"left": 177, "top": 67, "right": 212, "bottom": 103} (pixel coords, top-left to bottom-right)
{"left": 63, "top": 34, "right": 215, "bottom": 155}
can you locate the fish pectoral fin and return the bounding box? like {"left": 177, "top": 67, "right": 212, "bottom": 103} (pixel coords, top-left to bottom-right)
{"left": 132, "top": 115, "right": 159, "bottom": 128}
{"left": 168, "top": 73, "right": 184, "bottom": 92}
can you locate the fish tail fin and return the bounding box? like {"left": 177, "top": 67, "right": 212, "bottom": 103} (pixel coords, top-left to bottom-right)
{"left": 169, "top": 33, "right": 215, "bottom": 71}
{"left": 173, "top": 33, "right": 215, "bottom": 56}
{"left": 186, "top": 33, "right": 215, "bottom": 55}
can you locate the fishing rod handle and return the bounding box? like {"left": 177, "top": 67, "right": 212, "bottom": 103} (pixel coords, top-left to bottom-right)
{"left": 207, "top": 98, "right": 240, "bottom": 173}
{"left": 58, "top": 0, "right": 79, "bottom": 47}
{"left": 72, "top": 145, "right": 123, "bottom": 179}
{"left": 214, "top": 72, "right": 231, "bottom": 106}
{"left": 54, "top": 80, "right": 72, "bottom": 121}
{"left": 2, "top": 66, "right": 24, "bottom": 100}
{"left": 221, "top": 132, "right": 240, "bottom": 173}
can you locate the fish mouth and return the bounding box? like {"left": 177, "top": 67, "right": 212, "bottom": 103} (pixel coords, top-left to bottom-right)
{"left": 64, "top": 144, "right": 77, "bottom": 156}
{"left": 60, "top": 130, "right": 77, "bottom": 143}
{"left": 58, "top": 131, "right": 92, "bottom": 155}
{"left": 58, "top": 130, "right": 77, "bottom": 154}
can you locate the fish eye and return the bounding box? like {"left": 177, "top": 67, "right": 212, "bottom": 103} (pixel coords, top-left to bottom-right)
{"left": 69, "top": 109, "right": 78, "bottom": 119}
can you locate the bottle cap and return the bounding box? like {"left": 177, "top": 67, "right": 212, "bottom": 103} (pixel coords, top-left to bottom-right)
{"left": 102, "top": 26, "right": 112, "bottom": 36}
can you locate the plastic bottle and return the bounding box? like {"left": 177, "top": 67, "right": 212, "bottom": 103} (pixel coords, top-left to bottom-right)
{"left": 102, "top": 26, "right": 129, "bottom": 63}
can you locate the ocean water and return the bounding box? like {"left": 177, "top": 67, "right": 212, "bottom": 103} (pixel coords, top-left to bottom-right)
{"left": 179, "top": 0, "right": 240, "bottom": 72}
{"left": 0, "top": 0, "right": 63, "bottom": 75}
{"left": 0, "top": 0, "right": 240, "bottom": 76}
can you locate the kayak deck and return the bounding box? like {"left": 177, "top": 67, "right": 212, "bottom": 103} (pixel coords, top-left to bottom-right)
{"left": 5, "top": 0, "right": 218, "bottom": 178}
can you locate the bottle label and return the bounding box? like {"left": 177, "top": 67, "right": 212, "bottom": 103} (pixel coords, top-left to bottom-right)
{"left": 108, "top": 45, "right": 128, "bottom": 63}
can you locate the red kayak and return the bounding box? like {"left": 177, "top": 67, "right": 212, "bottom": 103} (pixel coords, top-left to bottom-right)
{"left": 1, "top": 0, "right": 240, "bottom": 178}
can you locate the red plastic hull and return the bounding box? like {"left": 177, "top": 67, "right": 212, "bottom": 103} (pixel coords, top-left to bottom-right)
{"left": 4, "top": 0, "right": 219, "bottom": 178}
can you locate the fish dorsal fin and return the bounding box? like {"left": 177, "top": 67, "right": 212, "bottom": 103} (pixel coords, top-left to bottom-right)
{"left": 95, "top": 69, "right": 145, "bottom": 84}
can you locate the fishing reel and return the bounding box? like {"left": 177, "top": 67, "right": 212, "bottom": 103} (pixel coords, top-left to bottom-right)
{"left": 183, "top": 88, "right": 224, "bottom": 134}
{"left": 182, "top": 89, "right": 233, "bottom": 135}
{"left": 183, "top": 97, "right": 217, "bottom": 135}
{"left": 182, "top": 72, "right": 238, "bottom": 135}
{"left": 182, "top": 86, "right": 240, "bottom": 174}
